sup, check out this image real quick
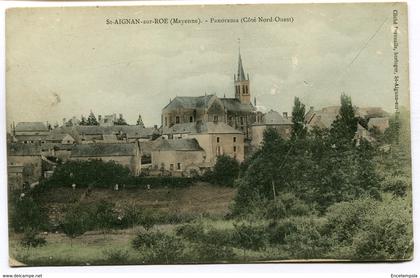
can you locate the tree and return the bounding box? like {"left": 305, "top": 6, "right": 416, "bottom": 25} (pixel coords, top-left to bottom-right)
{"left": 330, "top": 94, "right": 358, "bottom": 144}
{"left": 210, "top": 155, "right": 240, "bottom": 186}
{"left": 87, "top": 111, "right": 99, "bottom": 126}
{"left": 10, "top": 193, "right": 48, "bottom": 233}
{"left": 80, "top": 115, "right": 87, "bottom": 126}
{"left": 291, "top": 97, "right": 307, "bottom": 140}
{"left": 136, "top": 114, "right": 145, "bottom": 128}
{"left": 114, "top": 113, "right": 128, "bottom": 125}
{"left": 95, "top": 200, "right": 116, "bottom": 235}
{"left": 232, "top": 222, "right": 266, "bottom": 257}
{"left": 62, "top": 203, "right": 90, "bottom": 247}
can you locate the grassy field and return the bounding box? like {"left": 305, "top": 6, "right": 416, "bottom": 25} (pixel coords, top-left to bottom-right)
{"left": 10, "top": 182, "right": 245, "bottom": 266}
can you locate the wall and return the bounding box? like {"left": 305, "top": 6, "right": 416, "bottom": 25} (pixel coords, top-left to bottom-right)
{"left": 8, "top": 155, "right": 42, "bottom": 184}
{"left": 151, "top": 149, "right": 206, "bottom": 174}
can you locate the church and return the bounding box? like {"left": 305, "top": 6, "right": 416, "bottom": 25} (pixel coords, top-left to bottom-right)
{"left": 161, "top": 51, "right": 257, "bottom": 140}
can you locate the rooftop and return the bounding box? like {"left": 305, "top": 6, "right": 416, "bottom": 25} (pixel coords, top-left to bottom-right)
{"left": 71, "top": 143, "right": 138, "bottom": 157}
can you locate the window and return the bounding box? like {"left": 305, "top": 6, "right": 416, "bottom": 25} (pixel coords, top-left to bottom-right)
{"left": 213, "top": 115, "right": 218, "bottom": 122}
{"left": 177, "top": 163, "right": 181, "bottom": 170}
{"left": 240, "top": 117, "right": 244, "bottom": 125}
{"left": 176, "top": 116, "right": 180, "bottom": 124}
{"left": 233, "top": 146, "right": 237, "bottom": 152}
{"left": 190, "top": 116, "right": 193, "bottom": 122}
{"left": 165, "top": 117, "right": 168, "bottom": 126}
{"left": 233, "top": 137, "right": 236, "bottom": 143}
{"left": 170, "top": 164, "right": 174, "bottom": 171}
{"left": 216, "top": 146, "right": 221, "bottom": 156}
{"left": 216, "top": 137, "right": 220, "bottom": 143}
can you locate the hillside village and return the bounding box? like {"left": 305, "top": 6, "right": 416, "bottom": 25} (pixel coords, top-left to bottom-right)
{"left": 7, "top": 52, "right": 390, "bottom": 190}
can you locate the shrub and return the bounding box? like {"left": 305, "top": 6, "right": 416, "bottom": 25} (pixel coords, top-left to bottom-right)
{"left": 10, "top": 193, "right": 49, "bottom": 233}
{"left": 61, "top": 203, "right": 91, "bottom": 246}
{"left": 284, "top": 217, "right": 330, "bottom": 259}
{"left": 382, "top": 176, "right": 409, "bottom": 197}
{"left": 20, "top": 229, "right": 47, "bottom": 249}
{"left": 102, "top": 248, "right": 129, "bottom": 264}
{"left": 175, "top": 222, "right": 205, "bottom": 242}
{"left": 266, "top": 219, "right": 298, "bottom": 245}
{"left": 132, "top": 231, "right": 184, "bottom": 264}
{"left": 47, "top": 159, "right": 131, "bottom": 188}
{"left": 204, "top": 155, "right": 240, "bottom": 186}
{"left": 192, "top": 242, "right": 235, "bottom": 262}
{"left": 232, "top": 222, "right": 266, "bottom": 256}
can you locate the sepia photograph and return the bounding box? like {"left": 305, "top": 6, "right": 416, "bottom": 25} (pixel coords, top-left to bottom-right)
{"left": 4, "top": 2, "right": 413, "bottom": 267}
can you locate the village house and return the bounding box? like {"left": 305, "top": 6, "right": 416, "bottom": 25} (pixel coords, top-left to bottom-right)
{"left": 304, "top": 106, "right": 389, "bottom": 141}
{"left": 161, "top": 52, "right": 257, "bottom": 140}
{"left": 69, "top": 142, "right": 141, "bottom": 176}
{"left": 251, "top": 110, "right": 293, "bottom": 146}
{"left": 151, "top": 138, "right": 206, "bottom": 176}
{"left": 12, "top": 122, "right": 50, "bottom": 144}
{"left": 7, "top": 143, "right": 42, "bottom": 188}
{"left": 162, "top": 121, "right": 245, "bottom": 164}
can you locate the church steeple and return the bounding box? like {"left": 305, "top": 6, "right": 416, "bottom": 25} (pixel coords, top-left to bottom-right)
{"left": 234, "top": 40, "right": 251, "bottom": 105}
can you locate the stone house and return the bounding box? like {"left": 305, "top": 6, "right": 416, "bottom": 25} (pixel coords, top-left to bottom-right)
{"left": 69, "top": 142, "right": 141, "bottom": 176}
{"left": 7, "top": 143, "right": 42, "bottom": 187}
{"left": 151, "top": 138, "right": 206, "bottom": 176}
{"left": 12, "top": 122, "right": 50, "bottom": 144}
{"left": 162, "top": 121, "right": 245, "bottom": 164}
{"left": 251, "top": 110, "right": 293, "bottom": 146}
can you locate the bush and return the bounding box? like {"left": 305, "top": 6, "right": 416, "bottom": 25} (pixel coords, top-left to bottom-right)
{"left": 10, "top": 193, "right": 49, "bottom": 233}
{"left": 382, "top": 176, "right": 409, "bottom": 197}
{"left": 284, "top": 217, "right": 330, "bottom": 259}
{"left": 61, "top": 203, "right": 92, "bottom": 246}
{"left": 132, "top": 230, "right": 162, "bottom": 250}
{"left": 131, "top": 231, "right": 184, "bottom": 264}
{"left": 47, "top": 159, "right": 131, "bottom": 188}
{"left": 20, "top": 229, "right": 47, "bottom": 249}
{"left": 191, "top": 242, "right": 235, "bottom": 262}
{"left": 204, "top": 155, "right": 240, "bottom": 186}
{"left": 175, "top": 222, "right": 205, "bottom": 242}
{"left": 266, "top": 219, "right": 298, "bottom": 245}
{"left": 102, "top": 248, "right": 129, "bottom": 264}
{"left": 232, "top": 222, "right": 266, "bottom": 256}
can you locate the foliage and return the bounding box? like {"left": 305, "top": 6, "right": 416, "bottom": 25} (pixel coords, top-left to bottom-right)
{"left": 102, "top": 248, "right": 129, "bottom": 264}
{"left": 284, "top": 217, "right": 330, "bottom": 259}
{"left": 61, "top": 203, "right": 91, "bottom": 246}
{"left": 232, "top": 222, "right": 266, "bottom": 255}
{"left": 175, "top": 222, "right": 205, "bottom": 242}
{"left": 138, "top": 209, "right": 157, "bottom": 231}
{"left": 20, "top": 228, "right": 47, "bottom": 249}
{"left": 47, "top": 159, "right": 131, "bottom": 188}
{"left": 291, "top": 97, "right": 307, "bottom": 140}
{"left": 191, "top": 242, "right": 235, "bottom": 262}
{"left": 95, "top": 200, "right": 117, "bottom": 233}
{"left": 131, "top": 231, "right": 184, "bottom": 263}
{"left": 203, "top": 155, "right": 240, "bottom": 186}
{"left": 87, "top": 111, "right": 99, "bottom": 126}
{"left": 114, "top": 114, "right": 128, "bottom": 125}
{"left": 10, "top": 192, "right": 49, "bottom": 233}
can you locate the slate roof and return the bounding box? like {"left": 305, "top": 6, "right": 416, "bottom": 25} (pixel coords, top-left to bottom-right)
{"left": 8, "top": 143, "right": 41, "bottom": 156}
{"left": 163, "top": 121, "right": 242, "bottom": 135}
{"left": 254, "top": 110, "right": 292, "bottom": 126}
{"left": 154, "top": 138, "right": 203, "bottom": 152}
{"left": 14, "top": 135, "right": 47, "bottom": 141}
{"left": 139, "top": 140, "right": 160, "bottom": 155}
{"left": 220, "top": 98, "right": 254, "bottom": 112}
{"left": 15, "top": 122, "right": 48, "bottom": 132}
{"left": 46, "top": 133, "right": 73, "bottom": 141}
{"left": 236, "top": 53, "right": 247, "bottom": 81}
{"left": 51, "top": 125, "right": 155, "bottom": 139}
{"left": 71, "top": 143, "right": 138, "bottom": 157}
{"left": 163, "top": 95, "right": 215, "bottom": 111}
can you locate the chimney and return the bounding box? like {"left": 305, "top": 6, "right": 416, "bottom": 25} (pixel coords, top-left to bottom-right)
{"left": 154, "top": 125, "right": 158, "bottom": 129}
{"left": 283, "top": 112, "right": 288, "bottom": 118}
{"left": 254, "top": 97, "right": 256, "bottom": 106}
{"left": 98, "top": 115, "right": 102, "bottom": 121}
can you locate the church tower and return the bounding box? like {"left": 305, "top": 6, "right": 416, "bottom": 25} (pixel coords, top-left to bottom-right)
{"left": 234, "top": 50, "right": 251, "bottom": 105}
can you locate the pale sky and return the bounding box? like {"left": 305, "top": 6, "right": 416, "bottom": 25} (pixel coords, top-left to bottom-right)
{"left": 6, "top": 3, "right": 409, "bottom": 127}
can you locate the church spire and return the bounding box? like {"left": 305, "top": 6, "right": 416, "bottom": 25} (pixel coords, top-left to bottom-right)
{"left": 236, "top": 39, "right": 247, "bottom": 81}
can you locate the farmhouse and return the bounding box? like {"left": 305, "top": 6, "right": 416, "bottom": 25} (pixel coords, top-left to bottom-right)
{"left": 7, "top": 143, "right": 42, "bottom": 187}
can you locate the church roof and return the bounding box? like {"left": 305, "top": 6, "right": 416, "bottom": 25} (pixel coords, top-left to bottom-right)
{"left": 70, "top": 143, "right": 138, "bottom": 157}
{"left": 237, "top": 53, "right": 247, "bottom": 81}
{"left": 163, "top": 121, "right": 242, "bottom": 135}
{"left": 254, "top": 110, "right": 292, "bottom": 126}
{"left": 162, "top": 95, "right": 215, "bottom": 111}
{"left": 220, "top": 98, "right": 254, "bottom": 112}
{"left": 154, "top": 138, "right": 203, "bottom": 152}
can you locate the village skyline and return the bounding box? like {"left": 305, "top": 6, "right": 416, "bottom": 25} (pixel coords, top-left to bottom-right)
{"left": 6, "top": 4, "right": 409, "bottom": 128}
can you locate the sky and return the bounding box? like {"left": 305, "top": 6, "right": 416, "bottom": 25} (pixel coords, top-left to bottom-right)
{"left": 6, "top": 3, "right": 409, "bottom": 127}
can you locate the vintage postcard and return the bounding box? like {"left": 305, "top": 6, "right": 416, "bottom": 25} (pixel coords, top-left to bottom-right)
{"left": 5, "top": 2, "right": 412, "bottom": 266}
